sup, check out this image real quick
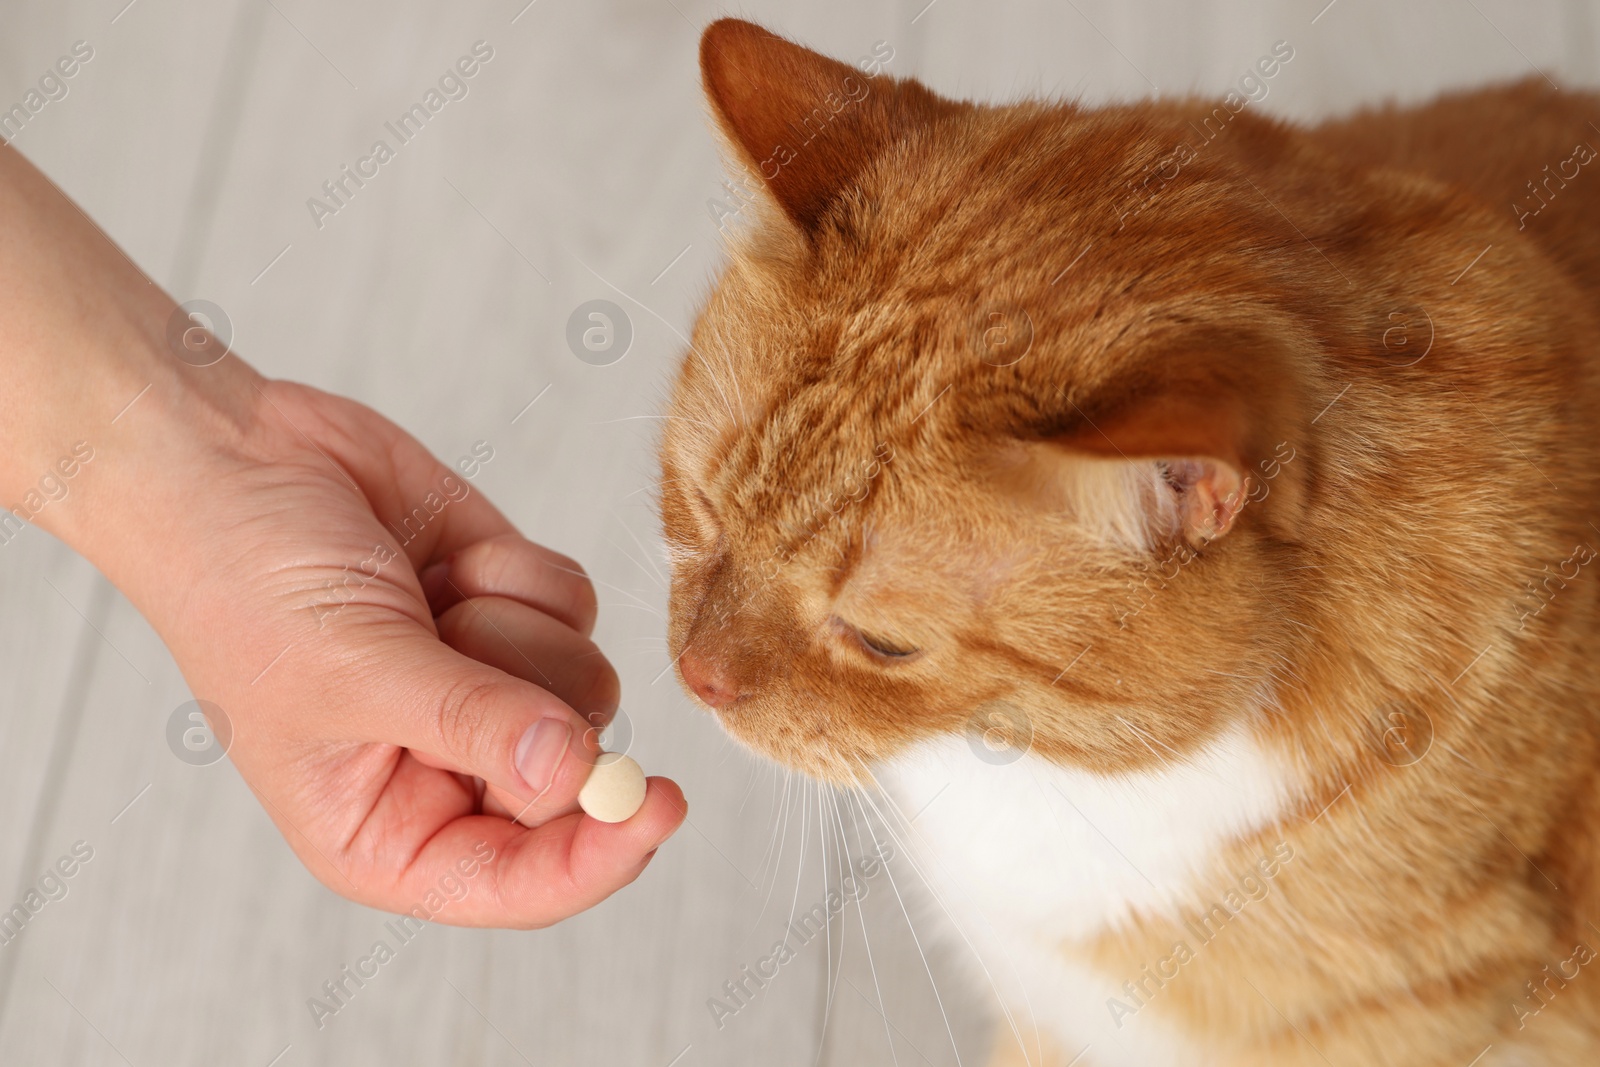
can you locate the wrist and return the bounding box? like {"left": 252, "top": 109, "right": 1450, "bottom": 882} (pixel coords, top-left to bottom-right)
{"left": 32, "top": 331, "right": 267, "bottom": 606}
{"left": 0, "top": 143, "right": 267, "bottom": 580}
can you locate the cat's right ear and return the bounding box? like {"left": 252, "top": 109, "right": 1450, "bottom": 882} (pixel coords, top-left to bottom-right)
{"left": 700, "top": 19, "right": 953, "bottom": 237}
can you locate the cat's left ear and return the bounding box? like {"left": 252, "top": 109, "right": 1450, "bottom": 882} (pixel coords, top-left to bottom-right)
{"left": 1039, "top": 332, "right": 1307, "bottom": 548}
{"left": 1054, "top": 390, "right": 1253, "bottom": 547}
{"left": 700, "top": 19, "right": 956, "bottom": 236}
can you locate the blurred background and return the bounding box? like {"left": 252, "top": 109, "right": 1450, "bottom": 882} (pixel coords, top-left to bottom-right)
{"left": 0, "top": 1, "right": 1594, "bottom": 1063}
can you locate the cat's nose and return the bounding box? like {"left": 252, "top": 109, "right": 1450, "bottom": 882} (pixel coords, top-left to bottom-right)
{"left": 680, "top": 648, "right": 742, "bottom": 709}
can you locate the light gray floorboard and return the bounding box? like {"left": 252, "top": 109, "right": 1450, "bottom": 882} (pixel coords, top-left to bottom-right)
{"left": 0, "top": 1, "right": 1594, "bottom": 1065}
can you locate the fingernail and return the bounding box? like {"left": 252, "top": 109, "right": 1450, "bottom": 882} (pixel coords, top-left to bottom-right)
{"left": 515, "top": 718, "right": 573, "bottom": 797}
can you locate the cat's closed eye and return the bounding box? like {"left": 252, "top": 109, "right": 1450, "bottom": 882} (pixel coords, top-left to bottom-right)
{"left": 831, "top": 615, "right": 919, "bottom": 660}
{"left": 667, "top": 16, "right": 1600, "bottom": 1061}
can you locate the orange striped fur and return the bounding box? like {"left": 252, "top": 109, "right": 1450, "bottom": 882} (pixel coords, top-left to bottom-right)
{"left": 663, "top": 19, "right": 1600, "bottom": 1065}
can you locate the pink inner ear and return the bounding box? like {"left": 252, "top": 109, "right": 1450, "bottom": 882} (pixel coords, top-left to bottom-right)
{"left": 1048, "top": 387, "right": 1255, "bottom": 547}
{"left": 1163, "top": 458, "right": 1248, "bottom": 545}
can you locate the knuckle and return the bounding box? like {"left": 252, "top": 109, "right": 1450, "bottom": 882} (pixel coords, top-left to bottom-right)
{"left": 447, "top": 538, "right": 496, "bottom": 590}
{"left": 558, "top": 562, "right": 600, "bottom": 631}
{"left": 572, "top": 569, "right": 599, "bottom": 611}
{"left": 476, "top": 537, "right": 521, "bottom": 591}
{"left": 546, "top": 548, "right": 586, "bottom": 580}
{"left": 579, "top": 656, "right": 622, "bottom": 718}
{"left": 436, "top": 598, "right": 498, "bottom": 651}
{"left": 434, "top": 675, "right": 505, "bottom": 764}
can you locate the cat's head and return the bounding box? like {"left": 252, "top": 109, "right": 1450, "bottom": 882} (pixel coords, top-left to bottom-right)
{"left": 663, "top": 19, "right": 1328, "bottom": 783}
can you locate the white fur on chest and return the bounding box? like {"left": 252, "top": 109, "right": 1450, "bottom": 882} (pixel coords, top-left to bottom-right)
{"left": 878, "top": 723, "right": 1295, "bottom": 1065}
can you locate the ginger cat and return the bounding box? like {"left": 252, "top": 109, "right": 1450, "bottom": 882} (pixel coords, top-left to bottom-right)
{"left": 663, "top": 18, "right": 1600, "bottom": 1066}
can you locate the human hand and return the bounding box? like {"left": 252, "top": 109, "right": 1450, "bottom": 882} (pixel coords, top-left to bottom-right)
{"left": 98, "top": 377, "right": 687, "bottom": 926}
{"left": 0, "top": 141, "right": 687, "bottom": 925}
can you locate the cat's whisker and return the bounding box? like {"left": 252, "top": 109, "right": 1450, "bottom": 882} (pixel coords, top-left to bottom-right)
{"left": 546, "top": 560, "right": 667, "bottom": 619}
{"left": 782, "top": 779, "right": 814, "bottom": 970}
{"left": 602, "top": 534, "right": 668, "bottom": 595}
{"left": 733, "top": 757, "right": 764, "bottom": 820}
{"left": 713, "top": 732, "right": 746, "bottom": 768}
{"left": 598, "top": 600, "right": 668, "bottom": 621}
{"left": 570, "top": 254, "right": 745, "bottom": 427}
{"left": 761, "top": 771, "right": 787, "bottom": 883}
{"left": 840, "top": 791, "right": 865, "bottom": 977}
{"left": 709, "top": 323, "right": 750, "bottom": 427}
{"left": 754, "top": 766, "right": 795, "bottom": 902}
{"left": 1439, "top": 740, "right": 1519, "bottom": 784}
{"left": 619, "top": 515, "right": 673, "bottom": 590}
{"left": 687, "top": 335, "right": 740, "bottom": 427}
{"left": 1116, "top": 712, "right": 1239, "bottom": 788}
{"left": 606, "top": 517, "right": 671, "bottom": 592}
{"left": 834, "top": 788, "right": 902, "bottom": 1067}
{"left": 749, "top": 768, "right": 779, "bottom": 895}
{"left": 812, "top": 785, "right": 842, "bottom": 1058}
{"left": 623, "top": 476, "right": 683, "bottom": 501}
{"left": 743, "top": 765, "right": 798, "bottom": 942}
{"left": 592, "top": 413, "right": 719, "bottom": 430}
{"left": 846, "top": 781, "right": 969, "bottom": 1067}
{"left": 812, "top": 793, "right": 851, "bottom": 1067}
{"left": 1114, "top": 714, "right": 1179, "bottom": 770}
{"left": 851, "top": 765, "right": 1045, "bottom": 1067}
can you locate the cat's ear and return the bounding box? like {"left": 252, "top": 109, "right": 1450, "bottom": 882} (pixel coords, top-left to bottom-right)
{"left": 1052, "top": 391, "right": 1252, "bottom": 548}
{"left": 1037, "top": 333, "right": 1305, "bottom": 549}
{"left": 699, "top": 19, "right": 952, "bottom": 235}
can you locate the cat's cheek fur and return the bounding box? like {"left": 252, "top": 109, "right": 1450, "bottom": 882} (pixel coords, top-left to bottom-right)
{"left": 672, "top": 18, "right": 1600, "bottom": 1060}
{"left": 880, "top": 721, "right": 1296, "bottom": 1065}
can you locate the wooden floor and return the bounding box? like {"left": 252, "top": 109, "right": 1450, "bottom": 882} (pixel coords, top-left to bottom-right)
{"left": 0, "top": 1, "right": 1593, "bottom": 1063}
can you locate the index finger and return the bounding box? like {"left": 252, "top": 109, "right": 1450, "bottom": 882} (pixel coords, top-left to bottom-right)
{"left": 422, "top": 533, "right": 600, "bottom": 636}
{"left": 373, "top": 757, "right": 686, "bottom": 927}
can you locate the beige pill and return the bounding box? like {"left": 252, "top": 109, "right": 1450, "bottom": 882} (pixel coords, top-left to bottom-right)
{"left": 577, "top": 752, "right": 647, "bottom": 823}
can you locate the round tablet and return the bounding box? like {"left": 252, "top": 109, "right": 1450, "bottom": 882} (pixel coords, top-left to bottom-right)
{"left": 577, "top": 752, "right": 647, "bottom": 823}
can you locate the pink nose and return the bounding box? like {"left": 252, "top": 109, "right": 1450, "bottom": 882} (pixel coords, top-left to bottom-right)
{"left": 680, "top": 648, "right": 743, "bottom": 709}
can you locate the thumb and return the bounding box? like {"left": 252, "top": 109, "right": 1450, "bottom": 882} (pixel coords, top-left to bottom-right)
{"left": 350, "top": 634, "right": 602, "bottom": 820}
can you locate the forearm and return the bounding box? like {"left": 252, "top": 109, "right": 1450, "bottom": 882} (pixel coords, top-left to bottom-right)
{"left": 0, "top": 142, "right": 262, "bottom": 570}
{"left": 0, "top": 145, "right": 684, "bottom": 925}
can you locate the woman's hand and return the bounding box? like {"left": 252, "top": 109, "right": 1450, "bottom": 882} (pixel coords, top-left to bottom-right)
{"left": 0, "top": 140, "right": 684, "bottom": 927}
{"left": 150, "top": 380, "right": 686, "bottom": 925}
